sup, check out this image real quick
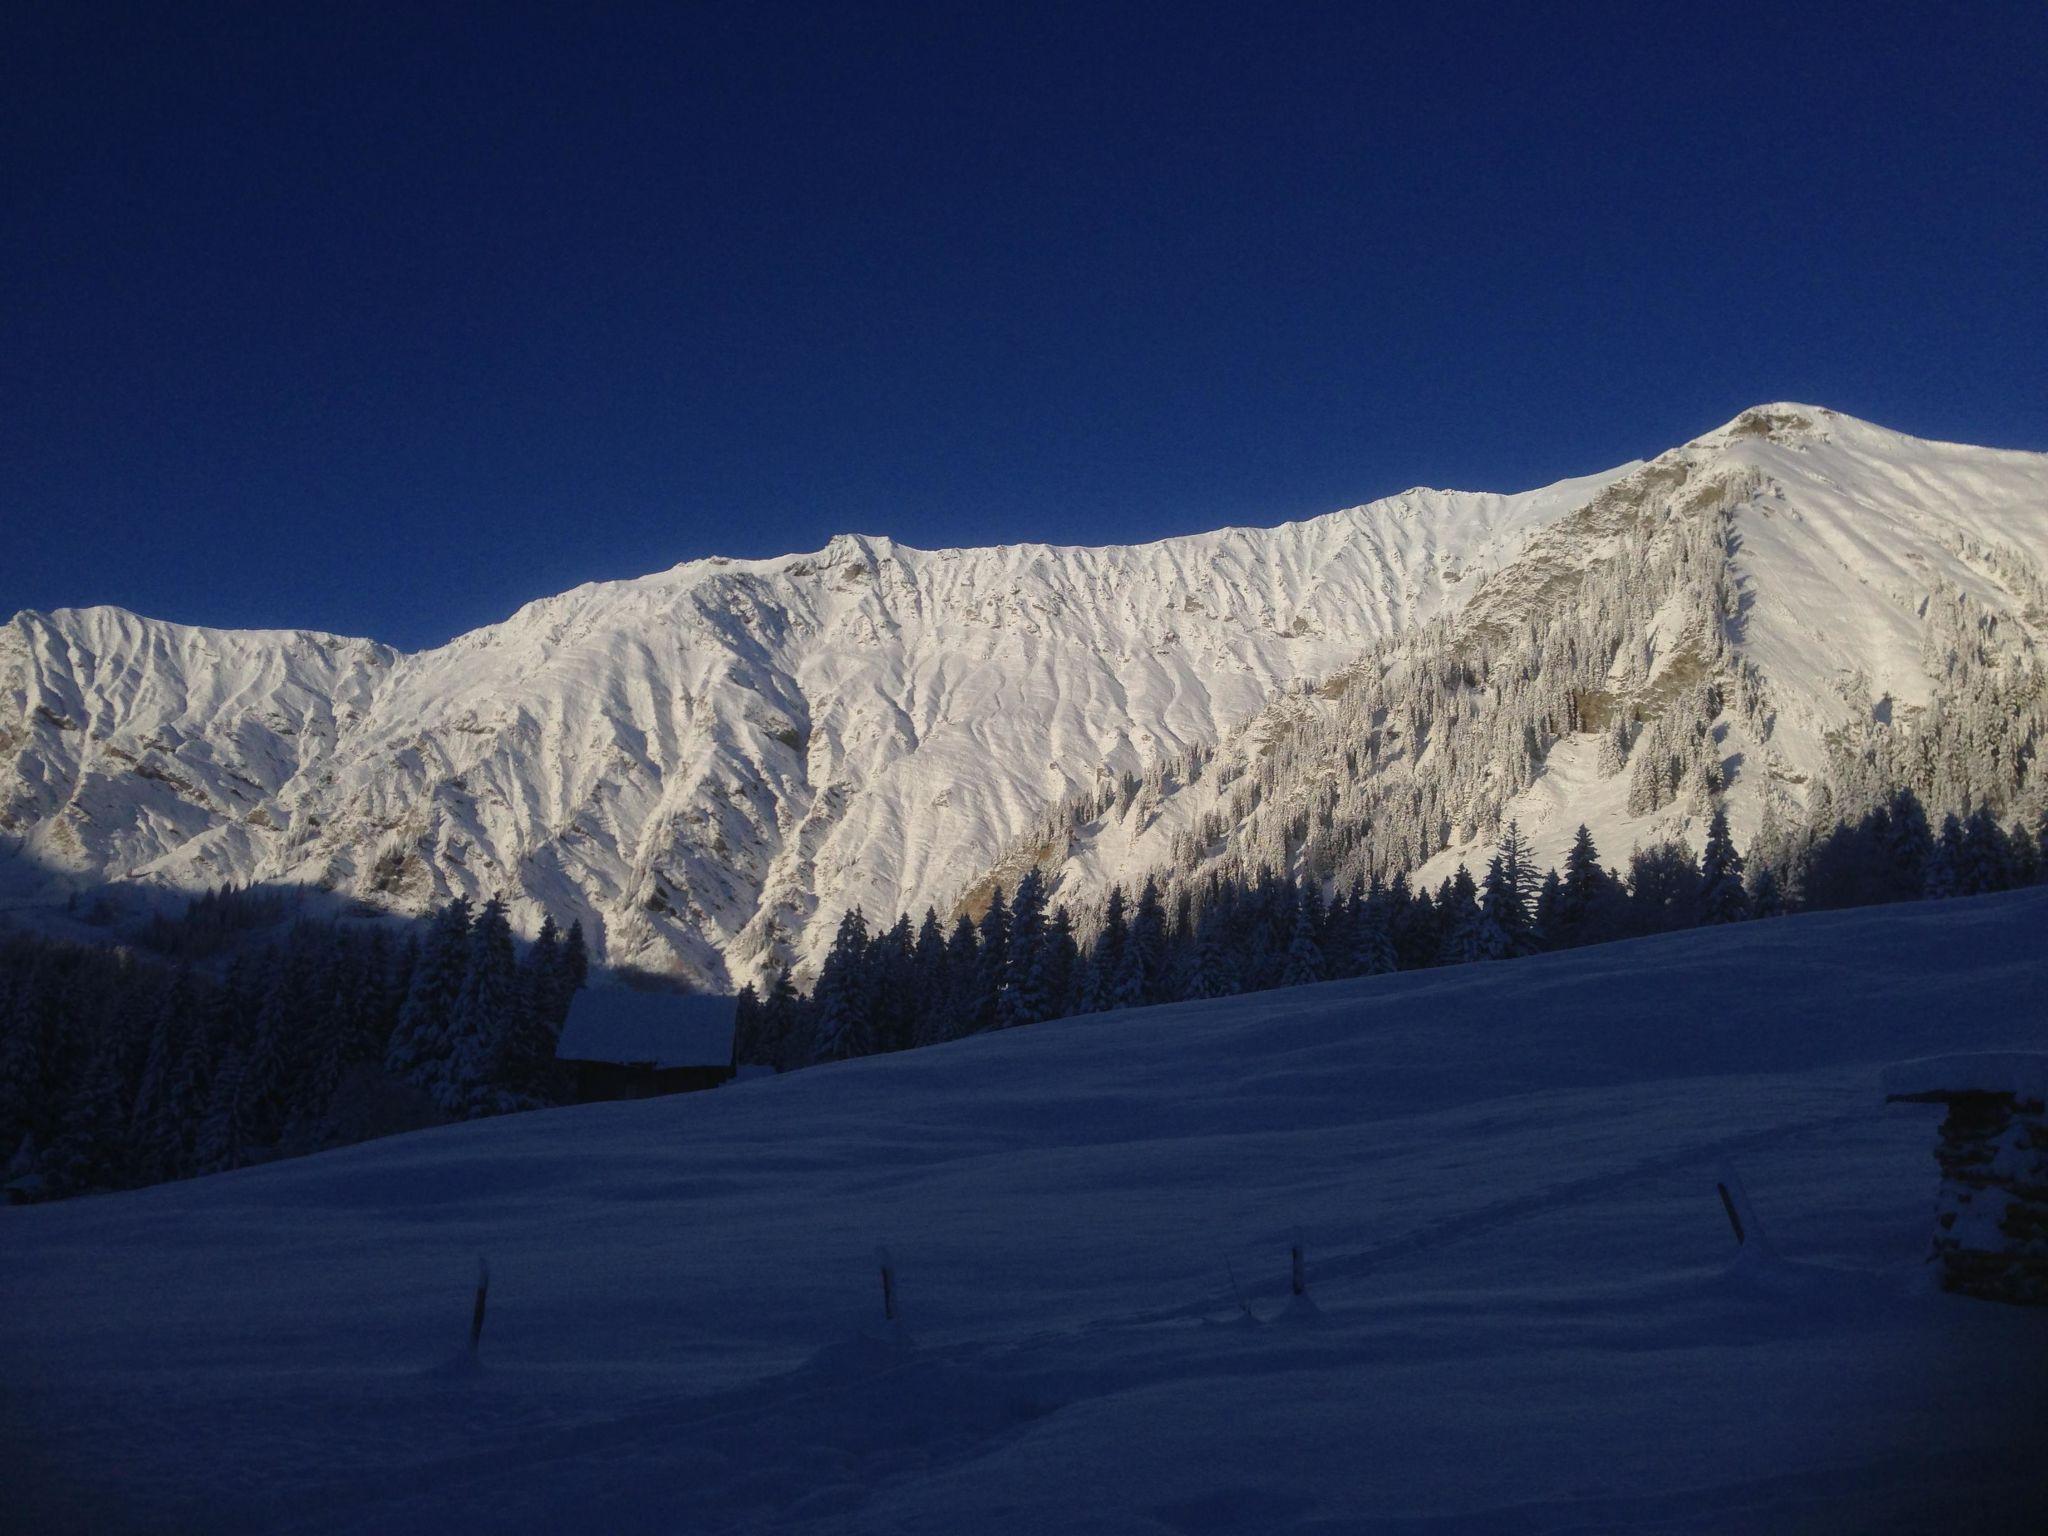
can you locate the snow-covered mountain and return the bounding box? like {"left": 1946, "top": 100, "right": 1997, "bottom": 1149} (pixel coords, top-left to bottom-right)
{"left": 999, "top": 406, "right": 2048, "bottom": 921}
{"left": 4, "top": 405, "right": 2045, "bottom": 984}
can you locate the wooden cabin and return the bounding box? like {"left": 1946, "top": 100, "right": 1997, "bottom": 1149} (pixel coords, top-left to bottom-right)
{"left": 555, "top": 989, "right": 738, "bottom": 1101}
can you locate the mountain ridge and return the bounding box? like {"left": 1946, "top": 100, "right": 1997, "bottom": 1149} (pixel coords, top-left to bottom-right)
{"left": 6, "top": 404, "right": 2045, "bottom": 986}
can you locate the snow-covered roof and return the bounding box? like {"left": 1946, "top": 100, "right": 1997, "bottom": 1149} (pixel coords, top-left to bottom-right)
{"left": 556, "top": 989, "right": 736, "bottom": 1069}
{"left": 1882, "top": 1053, "right": 2048, "bottom": 1104}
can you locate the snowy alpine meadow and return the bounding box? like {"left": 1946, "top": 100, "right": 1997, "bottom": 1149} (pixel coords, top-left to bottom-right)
{"left": 5, "top": 890, "right": 2047, "bottom": 1534}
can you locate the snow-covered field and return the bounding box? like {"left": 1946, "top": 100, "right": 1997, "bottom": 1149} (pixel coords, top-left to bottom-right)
{"left": 6, "top": 891, "right": 2047, "bottom": 1534}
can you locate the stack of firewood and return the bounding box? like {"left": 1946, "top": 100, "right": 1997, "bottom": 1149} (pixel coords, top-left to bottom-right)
{"left": 1885, "top": 1054, "right": 2048, "bottom": 1307}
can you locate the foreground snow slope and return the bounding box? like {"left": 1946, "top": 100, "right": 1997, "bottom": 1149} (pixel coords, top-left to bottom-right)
{"left": 6, "top": 890, "right": 2047, "bottom": 1534}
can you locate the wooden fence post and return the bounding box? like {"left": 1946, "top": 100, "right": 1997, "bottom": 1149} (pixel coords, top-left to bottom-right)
{"left": 1716, "top": 1182, "right": 1746, "bottom": 1245}
{"left": 876, "top": 1245, "right": 897, "bottom": 1323}
{"left": 470, "top": 1256, "right": 491, "bottom": 1354}
{"left": 1716, "top": 1164, "right": 1771, "bottom": 1256}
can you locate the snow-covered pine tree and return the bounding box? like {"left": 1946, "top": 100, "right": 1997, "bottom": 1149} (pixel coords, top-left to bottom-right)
{"left": 442, "top": 895, "right": 519, "bottom": 1116}
{"left": 812, "top": 907, "right": 873, "bottom": 1061}
{"left": 0, "top": 973, "right": 42, "bottom": 1171}
{"left": 195, "top": 1047, "right": 255, "bottom": 1174}
{"left": 561, "top": 919, "right": 590, "bottom": 994}
{"left": 501, "top": 914, "right": 571, "bottom": 1099}
{"left": 940, "top": 914, "right": 980, "bottom": 1037}
{"left": 998, "top": 871, "right": 1050, "bottom": 1028}
{"left": 1130, "top": 879, "right": 1170, "bottom": 1005}
{"left": 386, "top": 897, "right": 471, "bottom": 1091}
{"left": 1924, "top": 814, "right": 1963, "bottom": 899}
{"left": 1351, "top": 885, "right": 1397, "bottom": 976}
{"left": 1469, "top": 857, "right": 1518, "bottom": 962}
{"left": 1042, "top": 906, "right": 1081, "bottom": 1017}
{"left": 910, "top": 908, "right": 951, "bottom": 1046}
{"left": 1958, "top": 807, "right": 2014, "bottom": 895}
{"left": 1883, "top": 789, "right": 1933, "bottom": 900}
{"left": 1280, "top": 898, "right": 1325, "bottom": 987}
{"left": 1090, "top": 887, "right": 1129, "bottom": 1008}
{"left": 761, "top": 963, "right": 803, "bottom": 1066}
{"left": 47, "top": 1040, "right": 128, "bottom": 1195}
{"left": 731, "top": 982, "right": 765, "bottom": 1068}
{"left": 869, "top": 914, "right": 917, "bottom": 1051}
{"left": 971, "top": 887, "right": 1011, "bottom": 1032}
{"left": 1699, "top": 806, "right": 1749, "bottom": 923}
{"left": 1626, "top": 841, "right": 1703, "bottom": 934}
{"left": 1489, "top": 824, "right": 1541, "bottom": 954}
{"left": 1533, "top": 869, "right": 1564, "bottom": 944}
{"left": 1438, "top": 866, "right": 1481, "bottom": 965}
{"left": 128, "top": 973, "right": 192, "bottom": 1183}
{"left": 239, "top": 993, "right": 292, "bottom": 1150}
{"left": 1748, "top": 863, "right": 1785, "bottom": 918}
{"left": 526, "top": 914, "right": 564, "bottom": 1025}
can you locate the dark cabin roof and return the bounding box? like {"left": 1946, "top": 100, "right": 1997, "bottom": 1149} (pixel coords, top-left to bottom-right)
{"left": 555, "top": 989, "right": 736, "bottom": 1070}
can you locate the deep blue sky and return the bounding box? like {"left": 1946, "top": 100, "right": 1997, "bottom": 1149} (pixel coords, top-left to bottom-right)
{"left": 5, "top": 3, "right": 2045, "bottom": 651}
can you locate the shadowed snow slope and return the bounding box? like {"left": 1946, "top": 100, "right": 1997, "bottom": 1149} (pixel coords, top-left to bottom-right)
{"left": 5, "top": 889, "right": 2047, "bottom": 1534}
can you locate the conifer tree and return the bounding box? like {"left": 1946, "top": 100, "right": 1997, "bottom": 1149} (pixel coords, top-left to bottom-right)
{"left": 761, "top": 963, "right": 802, "bottom": 1067}
{"left": 1626, "top": 841, "right": 1703, "bottom": 934}
{"left": 48, "top": 1041, "right": 128, "bottom": 1195}
{"left": 1883, "top": 789, "right": 1933, "bottom": 900}
{"left": 0, "top": 976, "right": 43, "bottom": 1168}
{"left": 812, "top": 908, "right": 873, "bottom": 1061}
{"left": 869, "top": 914, "right": 918, "bottom": 1052}
{"left": 1350, "top": 887, "right": 1397, "bottom": 976}
{"left": 941, "top": 914, "right": 980, "bottom": 1036}
{"left": 1958, "top": 807, "right": 2014, "bottom": 894}
{"left": 561, "top": 919, "right": 591, "bottom": 993}
{"left": 240, "top": 1004, "right": 292, "bottom": 1149}
{"left": 386, "top": 898, "right": 471, "bottom": 1090}
{"left": 128, "top": 973, "right": 191, "bottom": 1181}
{"left": 1438, "top": 866, "right": 1481, "bottom": 964}
{"left": 1043, "top": 906, "right": 1082, "bottom": 1016}
{"left": 911, "top": 909, "right": 952, "bottom": 1045}
{"left": 971, "top": 887, "right": 1011, "bottom": 1031}
{"left": 1698, "top": 806, "right": 1749, "bottom": 923}
{"left": 1090, "top": 887, "right": 1129, "bottom": 1005}
{"left": 196, "top": 1047, "right": 254, "bottom": 1174}
{"left": 444, "top": 896, "right": 517, "bottom": 1115}
{"left": 1533, "top": 869, "right": 1564, "bottom": 946}
{"left": 998, "top": 871, "right": 1050, "bottom": 1028}
{"left": 1925, "top": 814, "right": 1963, "bottom": 898}
{"left": 1556, "top": 824, "right": 1610, "bottom": 946}
{"left": 1130, "top": 879, "right": 1170, "bottom": 1005}
{"left": 1470, "top": 857, "right": 1521, "bottom": 961}
{"left": 1496, "top": 821, "right": 1543, "bottom": 929}
{"left": 1280, "top": 898, "right": 1325, "bottom": 987}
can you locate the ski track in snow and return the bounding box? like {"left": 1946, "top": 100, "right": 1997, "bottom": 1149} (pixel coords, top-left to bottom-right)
{"left": 5, "top": 889, "right": 2048, "bottom": 1534}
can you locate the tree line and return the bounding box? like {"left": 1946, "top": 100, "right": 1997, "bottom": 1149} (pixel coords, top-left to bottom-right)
{"left": 0, "top": 890, "right": 587, "bottom": 1201}
{"left": 8, "top": 790, "right": 2040, "bottom": 1202}
{"left": 733, "top": 792, "right": 2048, "bottom": 1072}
